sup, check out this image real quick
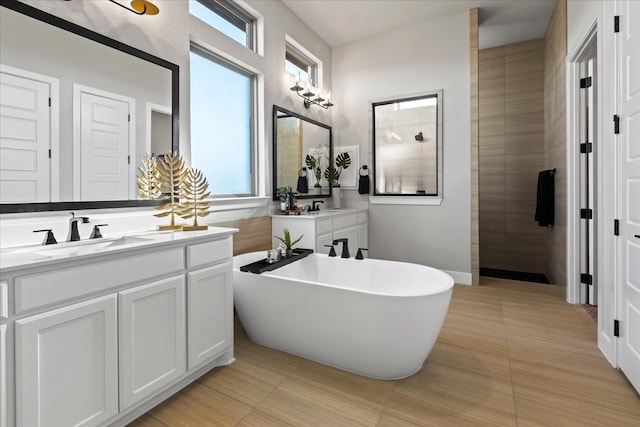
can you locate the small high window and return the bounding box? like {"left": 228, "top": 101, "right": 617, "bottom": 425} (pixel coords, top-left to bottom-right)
{"left": 190, "top": 0, "right": 255, "bottom": 50}
{"left": 285, "top": 37, "right": 320, "bottom": 85}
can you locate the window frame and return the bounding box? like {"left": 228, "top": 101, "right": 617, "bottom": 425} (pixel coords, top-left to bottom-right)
{"left": 189, "top": 43, "right": 258, "bottom": 198}
{"left": 371, "top": 90, "right": 444, "bottom": 203}
{"left": 284, "top": 35, "right": 321, "bottom": 86}
{"left": 191, "top": 0, "right": 256, "bottom": 51}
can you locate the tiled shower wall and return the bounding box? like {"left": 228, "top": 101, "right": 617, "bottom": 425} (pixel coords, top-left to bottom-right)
{"left": 479, "top": 39, "right": 547, "bottom": 275}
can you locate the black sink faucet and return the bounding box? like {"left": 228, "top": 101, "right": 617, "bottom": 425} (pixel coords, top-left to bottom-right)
{"left": 67, "top": 212, "right": 90, "bottom": 242}
{"left": 310, "top": 200, "right": 324, "bottom": 211}
{"left": 332, "top": 238, "right": 350, "bottom": 258}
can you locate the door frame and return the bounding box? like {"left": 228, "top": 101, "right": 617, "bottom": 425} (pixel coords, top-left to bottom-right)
{"left": 0, "top": 64, "right": 60, "bottom": 202}
{"left": 566, "top": 4, "right": 619, "bottom": 366}
{"left": 145, "top": 102, "right": 171, "bottom": 155}
{"left": 72, "top": 84, "right": 136, "bottom": 200}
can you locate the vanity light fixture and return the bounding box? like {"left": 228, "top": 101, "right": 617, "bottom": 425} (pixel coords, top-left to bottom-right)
{"left": 108, "top": 0, "right": 160, "bottom": 16}
{"left": 290, "top": 77, "right": 333, "bottom": 110}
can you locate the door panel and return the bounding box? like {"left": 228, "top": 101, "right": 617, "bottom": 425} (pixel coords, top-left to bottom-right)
{"left": 0, "top": 71, "right": 50, "bottom": 203}
{"left": 119, "top": 275, "right": 186, "bottom": 410}
{"left": 187, "top": 263, "right": 232, "bottom": 370}
{"left": 15, "top": 295, "right": 118, "bottom": 427}
{"left": 79, "top": 91, "right": 130, "bottom": 201}
{"left": 619, "top": 0, "right": 640, "bottom": 394}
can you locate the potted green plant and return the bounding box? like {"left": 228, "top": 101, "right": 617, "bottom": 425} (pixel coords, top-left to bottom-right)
{"left": 274, "top": 228, "right": 303, "bottom": 258}
{"left": 305, "top": 154, "right": 323, "bottom": 189}
{"left": 276, "top": 186, "right": 289, "bottom": 210}
{"left": 324, "top": 152, "right": 351, "bottom": 208}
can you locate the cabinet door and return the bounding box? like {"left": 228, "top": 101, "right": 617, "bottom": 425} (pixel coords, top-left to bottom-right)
{"left": 1, "top": 324, "right": 6, "bottom": 427}
{"left": 333, "top": 226, "right": 358, "bottom": 256}
{"left": 15, "top": 294, "right": 118, "bottom": 427}
{"left": 317, "top": 233, "right": 334, "bottom": 255}
{"left": 119, "top": 275, "right": 186, "bottom": 410}
{"left": 187, "top": 262, "right": 233, "bottom": 370}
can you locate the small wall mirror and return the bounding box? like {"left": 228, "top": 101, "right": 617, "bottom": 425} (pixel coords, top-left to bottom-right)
{"left": 273, "top": 105, "right": 332, "bottom": 200}
{"left": 372, "top": 90, "right": 443, "bottom": 196}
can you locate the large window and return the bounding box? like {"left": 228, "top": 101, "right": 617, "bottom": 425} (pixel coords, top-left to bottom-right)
{"left": 372, "top": 91, "right": 443, "bottom": 198}
{"left": 189, "top": 0, "right": 255, "bottom": 50}
{"left": 190, "top": 46, "right": 255, "bottom": 196}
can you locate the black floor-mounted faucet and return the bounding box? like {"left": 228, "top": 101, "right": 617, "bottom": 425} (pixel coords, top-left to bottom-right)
{"left": 332, "top": 238, "right": 350, "bottom": 258}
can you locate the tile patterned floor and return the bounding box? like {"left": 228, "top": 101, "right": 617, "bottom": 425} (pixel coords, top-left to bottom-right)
{"left": 128, "top": 277, "right": 640, "bottom": 426}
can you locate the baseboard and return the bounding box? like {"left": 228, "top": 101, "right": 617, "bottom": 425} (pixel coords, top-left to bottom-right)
{"left": 443, "top": 270, "right": 472, "bottom": 285}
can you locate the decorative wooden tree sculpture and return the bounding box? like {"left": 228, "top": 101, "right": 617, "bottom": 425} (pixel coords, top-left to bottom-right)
{"left": 137, "top": 154, "right": 163, "bottom": 200}
{"left": 179, "top": 167, "right": 211, "bottom": 231}
{"left": 154, "top": 153, "right": 187, "bottom": 230}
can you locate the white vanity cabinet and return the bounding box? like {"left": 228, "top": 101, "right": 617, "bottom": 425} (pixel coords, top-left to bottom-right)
{"left": 15, "top": 294, "right": 119, "bottom": 427}
{"left": 0, "top": 228, "right": 236, "bottom": 427}
{"left": 119, "top": 275, "right": 186, "bottom": 410}
{"left": 272, "top": 209, "right": 368, "bottom": 256}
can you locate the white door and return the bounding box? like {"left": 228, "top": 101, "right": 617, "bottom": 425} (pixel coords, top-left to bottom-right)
{"left": 187, "top": 262, "right": 233, "bottom": 370}
{"left": 579, "top": 48, "right": 597, "bottom": 305}
{"left": 618, "top": 0, "right": 640, "bottom": 394}
{"left": 119, "top": 275, "right": 186, "bottom": 410}
{"left": 0, "top": 323, "right": 6, "bottom": 427}
{"left": 15, "top": 294, "right": 118, "bottom": 427}
{"left": 0, "top": 71, "right": 50, "bottom": 203}
{"left": 78, "top": 88, "right": 131, "bottom": 201}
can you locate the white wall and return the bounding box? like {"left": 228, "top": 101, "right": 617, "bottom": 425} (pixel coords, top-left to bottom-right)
{"left": 0, "top": 0, "right": 331, "bottom": 247}
{"left": 332, "top": 12, "right": 472, "bottom": 280}
{"left": 567, "top": 0, "right": 601, "bottom": 51}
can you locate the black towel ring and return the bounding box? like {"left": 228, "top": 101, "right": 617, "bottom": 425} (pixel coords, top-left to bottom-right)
{"left": 359, "top": 165, "right": 369, "bottom": 176}
{"left": 299, "top": 167, "right": 307, "bottom": 177}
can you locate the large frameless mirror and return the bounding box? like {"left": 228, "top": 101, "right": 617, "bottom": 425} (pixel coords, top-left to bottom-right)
{"left": 372, "top": 90, "right": 443, "bottom": 197}
{"left": 0, "top": 0, "right": 179, "bottom": 213}
{"left": 272, "top": 105, "right": 332, "bottom": 200}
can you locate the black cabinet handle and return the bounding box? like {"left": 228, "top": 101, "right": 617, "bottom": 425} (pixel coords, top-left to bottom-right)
{"left": 635, "top": 234, "right": 640, "bottom": 239}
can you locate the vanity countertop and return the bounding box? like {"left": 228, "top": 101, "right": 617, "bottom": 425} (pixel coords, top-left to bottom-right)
{"left": 0, "top": 227, "right": 238, "bottom": 272}
{"left": 270, "top": 208, "right": 367, "bottom": 219}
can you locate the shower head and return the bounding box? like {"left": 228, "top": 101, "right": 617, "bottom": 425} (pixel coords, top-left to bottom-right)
{"left": 414, "top": 132, "right": 424, "bottom": 142}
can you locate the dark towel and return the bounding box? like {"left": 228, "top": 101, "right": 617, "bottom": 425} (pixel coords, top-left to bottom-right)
{"left": 296, "top": 175, "right": 308, "bottom": 193}
{"left": 358, "top": 175, "right": 370, "bottom": 194}
{"left": 535, "top": 170, "right": 555, "bottom": 226}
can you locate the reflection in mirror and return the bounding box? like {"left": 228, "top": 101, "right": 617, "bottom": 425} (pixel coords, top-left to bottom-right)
{"left": 273, "top": 106, "right": 332, "bottom": 200}
{"left": 0, "top": 0, "right": 178, "bottom": 213}
{"left": 372, "top": 91, "right": 443, "bottom": 196}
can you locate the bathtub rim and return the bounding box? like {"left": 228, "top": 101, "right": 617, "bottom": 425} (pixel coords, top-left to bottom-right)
{"left": 233, "top": 251, "right": 454, "bottom": 298}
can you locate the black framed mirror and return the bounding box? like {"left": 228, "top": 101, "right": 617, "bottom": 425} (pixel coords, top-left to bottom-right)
{"left": 0, "top": 0, "right": 179, "bottom": 213}
{"left": 372, "top": 90, "right": 443, "bottom": 197}
{"left": 272, "top": 105, "right": 332, "bottom": 200}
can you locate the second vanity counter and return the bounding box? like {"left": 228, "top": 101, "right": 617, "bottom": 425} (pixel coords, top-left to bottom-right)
{"left": 271, "top": 208, "right": 367, "bottom": 256}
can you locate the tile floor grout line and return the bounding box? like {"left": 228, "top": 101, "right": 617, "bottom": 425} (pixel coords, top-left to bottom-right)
{"left": 501, "top": 291, "right": 521, "bottom": 427}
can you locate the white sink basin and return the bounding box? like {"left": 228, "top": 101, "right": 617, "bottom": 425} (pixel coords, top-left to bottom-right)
{"left": 33, "top": 236, "right": 153, "bottom": 257}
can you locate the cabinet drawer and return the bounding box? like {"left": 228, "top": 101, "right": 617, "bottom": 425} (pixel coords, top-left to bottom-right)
{"left": 317, "top": 219, "right": 333, "bottom": 235}
{"left": 15, "top": 247, "right": 184, "bottom": 314}
{"left": 0, "top": 281, "right": 6, "bottom": 321}
{"left": 187, "top": 237, "right": 232, "bottom": 268}
{"left": 333, "top": 214, "right": 357, "bottom": 230}
{"left": 357, "top": 211, "right": 368, "bottom": 224}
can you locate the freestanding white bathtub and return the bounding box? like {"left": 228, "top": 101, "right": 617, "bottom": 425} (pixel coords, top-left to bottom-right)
{"left": 232, "top": 251, "right": 454, "bottom": 380}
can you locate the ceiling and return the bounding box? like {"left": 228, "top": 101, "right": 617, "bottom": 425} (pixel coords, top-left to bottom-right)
{"left": 281, "top": 0, "right": 556, "bottom": 49}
